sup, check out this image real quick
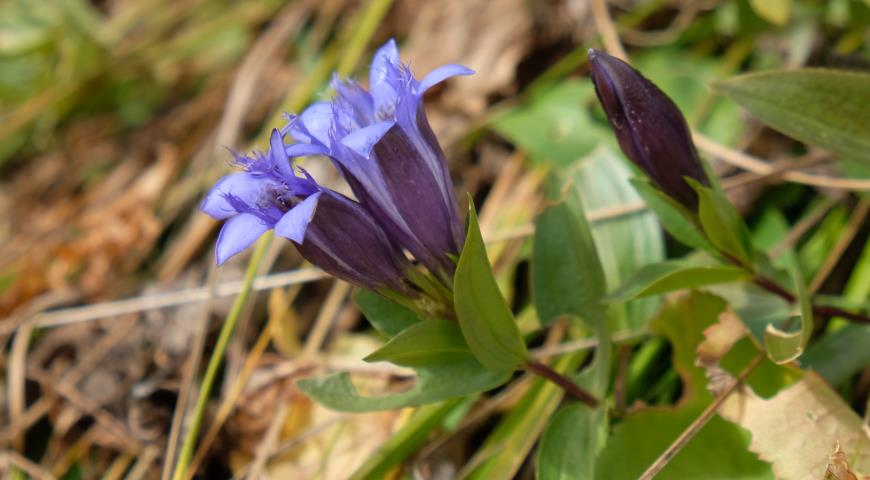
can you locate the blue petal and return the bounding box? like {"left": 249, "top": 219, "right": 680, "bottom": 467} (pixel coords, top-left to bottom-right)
{"left": 200, "top": 173, "right": 271, "bottom": 220}
{"left": 215, "top": 213, "right": 270, "bottom": 264}
{"left": 419, "top": 64, "right": 474, "bottom": 94}
{"left": 370, "top": 39, "right": 399, "bottom": 89}
{"left": 274, "top": 192, "right": 322, "bottom": 243}
{"left": 269, "top": 128, "right": 286, "bottom": 157}
{"left": 369, "top": 39, "right": 400, "bottom": 116}
{"left": 333, "top": 77, "right": 375, "bottom": 124}
{"left": 290, "top": 102, "right": 333, "bottom": 145}
{"left": 340, "top": 120, "right": 395, "bottom": 159}
{"left": 285, "top": 143, "right": 328, "bottom": 158}
{"left": 268, "top": 129, "right": 295, "bottom": 178}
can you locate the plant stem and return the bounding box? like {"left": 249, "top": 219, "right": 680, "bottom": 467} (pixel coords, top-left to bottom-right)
{"left": 525, "top": 360, "right": 599, "bottom": 408}
{"left": 722, "top": 252, "right": 870, "bottom": 325}
{"left": 638, "top": 352, "right": 764, "bottom": 480}
{"left": 752, "top": 274, "right": 870, "bottom": 324}
{"left": 171, "top": 234, "right": 271, "bottom": 480}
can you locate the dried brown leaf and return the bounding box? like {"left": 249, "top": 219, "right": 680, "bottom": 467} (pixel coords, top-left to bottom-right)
{"left": 697, "top": 311, "right": 870, "bottom": 480}
{"left": 825, "top": 443, "right": 870, "bottom": 480}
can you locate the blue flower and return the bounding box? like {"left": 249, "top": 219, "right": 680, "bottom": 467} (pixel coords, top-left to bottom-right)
{"left": 284, "top": 39, "right": 473, "bottom": 276}
{"left": 201, "top": 129, "right": 411, "bottom": 293}
{"left": 588, "top": 49, "right": 709, "bottom": 209}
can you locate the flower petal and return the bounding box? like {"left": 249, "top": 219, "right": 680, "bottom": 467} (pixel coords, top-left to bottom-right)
{"left": 418, "top": 64, "right": 474, "bottom": 94}
{"left": 215, "top": 213, "right": 270, "bottom": 264}
{"left": 369, "top": 39, "right": 400, "bottom": 115}
{"left": 200, "top": 173, "right": 272, "bottom": 220}
{"left": 294, "top": 191, "right": 410, "bottom": 292}
{"left": 285, "top": 143, "right": 328, "bottom": 158}
{"left": 333, "top": 76, "right": 374, "bottom": 124}
{"left": 290, "top": 102, "right": 333, "bottom": 145}
{"left": 274, "top": 192, "right": 322, "bottom": 243}
{"left": 268, "top": 128, "right": 296, "bottom": 178}
{"left": 340, "top": 120, "right": 395, "bottom": 159}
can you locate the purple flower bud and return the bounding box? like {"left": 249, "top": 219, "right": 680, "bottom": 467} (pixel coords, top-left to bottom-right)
{"left": 200, "top": 129, "right": 411, "bottom": 293}
{"left": 285, "top": 39, "right": 473, "bottom": 276}
{"left": 587, "top": 49, "right": 709, "bottom": 209}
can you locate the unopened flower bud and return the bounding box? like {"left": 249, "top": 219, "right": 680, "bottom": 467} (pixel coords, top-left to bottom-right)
{"left": 588, "top": 49, "right": 709, "bottom": 209}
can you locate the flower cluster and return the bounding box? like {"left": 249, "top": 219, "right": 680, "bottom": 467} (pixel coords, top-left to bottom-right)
{"left": 201, "top": 40, "right": 472, "bottom": 294}
{"left": 588, "top": 49, "right": 709, "bottom": 209}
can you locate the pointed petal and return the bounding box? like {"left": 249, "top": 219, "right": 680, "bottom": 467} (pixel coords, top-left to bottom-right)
{"left": 333, "top": 76, "right": 375, "bottom": 124}
{"left": 215, "top": 213, "right": 270, "bottom": 264}
{"left": 340, "top": 120, "right": 395, "bottom": 159}
{"left": 370, "top": 39, "right": 400, "bottom": 115}
{"left": 274, "top": 192, "right": 322, "bottom": 243}
{"left": 418, "top": 64, "right": 474, "bottom": 94}
{"left": 200, "top": 173, "right": 270, "bottom": 220}
{"left": 269, "top": 129, "right": 288, "bottom": 161}
{"left": 369, "top": 39, "right": 399, "bottom": 90}
{"left": 290, "top": 102, "right": 333, "bottom": 145}
{"left": 267, "top": 128, "right": 296, "bottom": 178}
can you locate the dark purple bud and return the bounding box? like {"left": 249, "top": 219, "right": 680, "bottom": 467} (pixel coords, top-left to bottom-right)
{"left": 588, "top": 49, "right": 709, "bottom": 209}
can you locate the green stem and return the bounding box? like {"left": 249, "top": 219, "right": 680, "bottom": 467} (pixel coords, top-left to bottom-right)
{"left": 171, "top": 234, "right": 271, "bottom": 480}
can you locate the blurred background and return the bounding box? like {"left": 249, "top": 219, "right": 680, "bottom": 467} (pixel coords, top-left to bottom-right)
{"left": 2, "top": 0, "right": 870, "bottom": 478}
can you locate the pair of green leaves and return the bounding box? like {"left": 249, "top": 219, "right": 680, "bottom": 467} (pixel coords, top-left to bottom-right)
{"left": 363, "top": 201, "right": 531, "bottom": 373}
{"left": 299, "top": 201, "right": 529, "bottom": 412}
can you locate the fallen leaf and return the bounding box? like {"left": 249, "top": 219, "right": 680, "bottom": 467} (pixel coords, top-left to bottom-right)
{"left": 825, "top": 442, "right": 870, "bottom": 480}
{"left": 697, "top": 311, "right": 870, "bottom": 480}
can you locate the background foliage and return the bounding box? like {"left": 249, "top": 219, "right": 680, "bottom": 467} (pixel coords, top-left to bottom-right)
{"left": 2, "top": 0, "right": 870, "bottom": 478}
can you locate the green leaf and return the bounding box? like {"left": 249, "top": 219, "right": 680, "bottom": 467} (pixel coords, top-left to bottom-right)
{"left": 363, "top": 320, "right": 470, "bottom": 368}
{"left": 694, "top": 183, "right": 756, "bottom": 266}
{"left": 609, "top": 260, "right": 751, "bottom": 302}
{"left": 454, "top": 200, "right": 528, "bottom": 371}
{"left": 297, "top": 356, "right": 511, "bottom": 413}
{"left": 595, "top": 293, "right": 773, "bottom": 479}
{"left": 715, "top": 69, "right": 870, "bottom": 164}
{"left": 537, "top": 401, "right": 607, "bottom": 480}
{"left": 748, "top": 0, "right": 791, "bottom": 25}
{"left": 530, "top": 165, "right": 614, "bottom": 480}
{"left": 532, "top": 178, "right": 607, "bottom": 326}
{"left": 355, "top": 289, "right": 420, "bottom": 337}
{"left": 763, "top": 269, "right": 813, "bottom": 364}
{"left": 490, "top": 80, "right": 606, "bottom": 167}
{"left": 569, "top": 146, "right": 665, "bottom": 330}
{"left": 598, "top": 403, "right": 774, "bottom": 479}
{"left": 630, "top": 177, "right": 712, "bottom": 252}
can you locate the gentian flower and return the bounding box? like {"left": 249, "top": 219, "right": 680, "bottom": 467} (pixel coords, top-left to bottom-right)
{"left": 588, "top": 49, "right": 709, "bottom": 210}
{"left": 283, "top": 39, "right": 473, "bottom": 278}
{"left": 201, "top": 129, "right": 411, "bottom": 293}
